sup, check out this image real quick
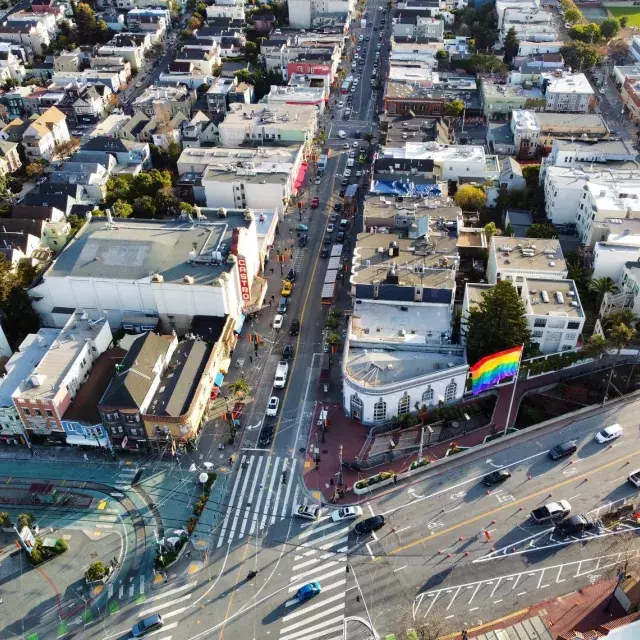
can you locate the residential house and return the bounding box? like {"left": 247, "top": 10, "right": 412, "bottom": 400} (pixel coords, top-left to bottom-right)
{"left": 499, "top": 156, "right": 526, "bottom": 193}
{"left": 205, "top": 76, "right": 254, "bottom": 113}
{"left": 0, "top": 48, "right": 27, "bottom": 83}
{"left": 252, "top": 12, "right": 277, "bottom": 32}
{"left": 0, "top": 217, "right": 45, "bottom": 269}
{"left": 53, "top": 48, "right": 83, "bottom": 73}
{"left": 180, "top": 111, "right": 218, "bottom": 148}
{"left": 206, "top": 0, "right": 245, "bottom": 22}
{"left": 72, "top": 85, "right": 110, "bottom": 124}
{"left": 79, "top": 135, "right": 151, "bottom": 169}
{"left": 0, "top": 86, "right": 37, "bottom": 119}
{"left": 0, "top": 140, "right": 22, "bottom": 176}
{"left": 98, "top": 37, "right": 145, "bottom": 72}
{"left": 12, "top": 311, "right": 112, "bottom": 445}
{"left": 132, "top": 85, "right": 196, "bottom": 121}
{"left": 31, "top": 0, "right": 66, "bottom": 16}
{"left": 0, "top": 22, "right": 50, "bottom": 56}
{"left": 21, "top": 106, "right": 70, "bottom": 161}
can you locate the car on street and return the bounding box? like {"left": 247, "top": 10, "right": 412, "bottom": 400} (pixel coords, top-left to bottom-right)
{"left": 287, "top": 268, "right": 297, "bottom": 282}
{"left": 294, "top": 504, "right": 321, "bottom": 520}
{"left": 281, "top": 280, "right": 293, "bottom": 296}
{"left": 311, "top": 197, "right": 319, "bottom": 208}
{"left": 600, "top": 88, "right": 606, "bottom": 95}
{"left": 259, "top": 423, "right": 274, "bottom": 446}
{"left": 354, "top": 515, "right": 385, "bottom": 535}
{"left": 337, "top": 231, "right": 345, "bottom": 243}
{"left": 344, "top": 169, "right": 352, "bottom": 178}
{"left": 595, "top": 424, "right": 623, "bottom": 443}
{"left": 530, "top": 500, "right": 571, "bottom": 524}
{"left": 349, "top": 151, "right": 356, "bottom": 158}
{"left": 353, "top": 78, "right": 359, "bottom": 86}
{"left": 548, "top": 440, "right": 578, "bottom": 460}
{"left": 289, "top": 318, "right": 301, "bottom": 335}
{"left": 324, "top": 235, "right": 332, "bottom": 244}
{"left": 273, "top": 314, "right": 284, "bottom": 329}
{"left": 131, "top": 615, "right": 164, "bottom": 637}
{"left": 315, "top": 177, "right": 322, "bottom": 185}
{"left": 350, "top": 87, "right": 356, "bottom": 93}
{"left": 295, "top": 582, "right": 322, "bottom": 602}
{"left": 282, "top": 344, "right": 294, "bottom": 360}
{"left": 296, "top": 223, "right": 309, "bottom": 231}
{"left": 327, "top": 223, "right": 335, "bottom": 233}
{"left": 356, "top": 170, "right": 362, "bottom": 177}
{"left": 337, "top": 100, "right": 344, "bottom": 108}
{"left": 332, "top": 506, "right": 363, "bottom": 522}
{"left": 330, "top": 213, "right": 338, "bottom": 222}
{"left": 483, "top": 469, "right": 512, "bottom": 486}
{"left": 554, "top": 514, "right": 599, "bottom": 537}
{"left": 266, "top": 396, "right": 280, "bottom": 416}
{"left": 299, "top": 234, "right": 308, "bottom": 247}
{"left": 334, "top": 202, "right": 343, "bottom": 212}
{"left": 353, "top": 141, "right": 359, "bottom": 148}
{"left": 343, "top": 142, "right": 350, "bottom": 149}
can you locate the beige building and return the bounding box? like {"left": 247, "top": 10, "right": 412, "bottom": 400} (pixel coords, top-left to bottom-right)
{"left": 21, "top": 106, "right": 70, "bottom": 161}
{"left": 621, "top": 76, "right": 640, "bottom": 124}
{"left": 132, "top": 85, "right": 196, "bottom": 121}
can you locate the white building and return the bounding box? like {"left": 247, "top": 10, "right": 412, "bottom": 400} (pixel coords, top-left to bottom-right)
{"left": 218, "top": 103, "right": 318, "bottom": 150}
{"left": 593, "top": 237, "right": 640, "bottom": 282}
{"left": 0, "top": 329, "right": 59, "bottom": 446}
{"left": 206, "top": 0, "right": 245, "bottom": 21}
{"left": 200, "top": 146, "right": 305, "bottom": 209}
{"left": 463, "top": 278, "right": 585, "bottom": 355}
{"left": 390, "top": 41, "right": 442, "bottom": 70}
{"left": 29, "top": 212, "right": 272, "bottom": 334}
{"left": 8, "top": 10, "right": 59, "bottom": 36}
{"left": 500, "top": 23, "right": 558, "bottom": 46}
{"left": 486, "top": 236, "right": 568, "bottom": 285}
{"left": 510, "top": 109, "right": 540, "bottom": 158}
{"left": 0, "top": 22, "right": 50, "bottom": 56}
{"left": 21, "top": 106, "right": 70, "bottom": 161}
{"left": 287, "top": 0, "right": 354, "bottom": 29}
{"left": 98, "top": 41, "right": 144, "bottom": 72}
{"left": 541, "top": 71, "right": 594, "bottom": 113}
{"left": 496, "top": 0, "right": 540, "bottom": 28}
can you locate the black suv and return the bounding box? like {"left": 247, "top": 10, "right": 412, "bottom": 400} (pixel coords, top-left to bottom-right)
{"left": 554, "top": 515, "right": 598, "bottom": 537}
{"left": 287, "top": 269, "right": 297, "bottom": 282}
{"left": 549, "top": 440, "right": 578, "bottom": 460}
{"left": 283, "top": 344, "right": 294, "bottom": 360}
{"left": 259, "top": 424, "right": 274, "bottom": 447}
{"left": 354, "top": 515, "right": 385, "bottom": 536}
{"left": 289, "top": 319, "right": 300, "bottom": 336}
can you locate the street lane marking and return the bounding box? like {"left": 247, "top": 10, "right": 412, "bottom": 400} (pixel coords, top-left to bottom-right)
{"left": 260, "top": 455, "right": 280, "bottom": 531}
{"left": 139, "top": 594, "right": 192, "bottom": 617}
{"left": 280, "top": 604, "right": 345, "bottom": 636}
{"left": 299, "top": 521, "right": 342, "bottom": 540}
{"left": 394, "top": 565, "right": 407, "bottom": 573}
{"left": 216, "top": 454, "right": 247, "bottom": 547}
{"left": 250, "top": 455, "right": 271, "bottom": 536}
{"left": 240, "top": 456, "right": 264, "bottom": 537}
{"left": 281, "top": 622, "right": 344, "bottom": 640}
{"left": 366, "top": 542, "right": 375, "bottom": 559}
{"left": 289, "top": 558, "right": 346, "bottom": 583}
{"left": 289, "top": 567, "right": 346, "bottom": 594}
{"left": 228, "top": 455, "right": 255, "bottom": 541}
{"left": 281, "top": 457, "right": 297, "bottom": 519}
{"left": 163, "top": 607, "right": 188, "bottom": 620}
{"left": 144, "top": 582, "right": 195, "bottom": 603}
{"left": 388, "top": 451, "right": 636, "bottom": 555}
{"left": 294, "top": 549, "right": 346, "bottom": 571}
{"left": 294, "top": 536, "right": 348, "bottom": 560}
{"left": 282, "top": 592, "right": 346, "bottom": 622}
{"left": 299, "top": 527, "right": 349, "bottom": 547}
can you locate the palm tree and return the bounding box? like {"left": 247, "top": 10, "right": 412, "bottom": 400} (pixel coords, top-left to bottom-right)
{"left": 228, "top": 377, "right": 249, "bottom": 397}
{"left": 589, "top": 277, "right": 617, "bottom": 314}
{"left": 602, "top": 323, "right": 636, "bottom": 405}
{"left": 327, "top": 333, "right": 342, "bottom": 353}
{"left": 583, "top": 334, "right": 609, "bottom": 362}
{"left": 604, "top": 308, "right": 638, "bottom": 333}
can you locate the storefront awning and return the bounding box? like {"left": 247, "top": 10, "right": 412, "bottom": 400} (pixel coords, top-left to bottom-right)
{"left": 66, "top": 434, "right": 109, "bottom": 448}
{"left": 292, "top": 161, "right": 309, "bottom": 194}
{"left": 214, "top": 372, "right": 224, "bottom": 387}
{"left": 234, "top": 314, "right": 246, "bottom": 333}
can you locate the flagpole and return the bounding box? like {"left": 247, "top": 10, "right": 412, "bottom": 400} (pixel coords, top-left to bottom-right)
{"left": 503, "top": 346, "right": 524, "bottom": 436}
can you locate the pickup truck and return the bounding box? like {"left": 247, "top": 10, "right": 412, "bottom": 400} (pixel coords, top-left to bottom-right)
{"left": 530, "top": 500, "right": 571, "bottom": 524}
{"left": 628, "top": 469, "right": 640, "bottom": 487}
{"left": 554, "top": 514, "right": 598, "bottom": 537}
{"left": 274, "top": 361, "right": 289, "bottom": 389}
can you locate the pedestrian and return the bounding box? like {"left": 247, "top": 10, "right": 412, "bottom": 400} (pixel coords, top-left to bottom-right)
{"left": 249, "top": 355, "right": 253, "bottom": 363}
{"left": 271, "top": 294, "right": 275, "bottom": 301}
{"left": 229, "top": 455, "right": 234, "bottom": 465}
{"left": 186, "top": 550, "right": 191, "bottom": 558}
{"left": 269, "top": 321, "right": 273, "bottom": 328}
{"left": 270, "top": 268, "right": 274, "bottom": 275}
{"left": 268, "top": 299, "right": 272, "bottom": 307}
{"left": 83, "top": 453, "right": 89, "bottom": 462}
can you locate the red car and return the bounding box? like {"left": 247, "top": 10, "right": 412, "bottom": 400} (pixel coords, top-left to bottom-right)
{"left": 311, "top": 197, "right": 319, "bottom": 208}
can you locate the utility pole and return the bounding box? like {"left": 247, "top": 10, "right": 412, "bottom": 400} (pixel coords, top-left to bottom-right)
{"left": 337, "top": 444, "right": 343, "bottom": 486}
{"left": 418, "top": 425, "right": 425, "bottom": 460}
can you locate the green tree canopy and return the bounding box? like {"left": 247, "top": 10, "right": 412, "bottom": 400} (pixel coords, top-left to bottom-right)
{"left": 444, "top": 99, "right": 465, "bottom": 118}
{"left": 564, "top": 8, "right": 581, "bottom": 24}
{"left": 503, "top": 27, "right": 519, "bottom": 65}
{"left": 470, "top": 53, "right": 507, "bottom": 74}
{"left": 526, "top": 223, "right": 558, "bottom": 238}
{"left": 600, "top": 17, "right": 620, "bottom": 40}
{"left": 620, "top": 16, "right": 629, "bottom": 28}
{"left": 560, "top": 41, "right": 601, "bottom": 71}
{"left": 465, "top": 281, "right": 532, "bottom": 365}
{"left": 569, "top": 22, "right": 601, "bottom": 43}
{"left": 608, "top": 38, "right": 630, "bottom": 64}
{"left": 454, "top": 185, "right": 487, "bottom": 211}
{"left": 112, "top": 200, "right": 133, "bottom": 218}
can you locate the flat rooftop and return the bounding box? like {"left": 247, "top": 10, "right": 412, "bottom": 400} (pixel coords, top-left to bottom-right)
{"left": 363, "top": 196, "right": 461, "bottom": 223}
{"left": 203, "top": 170, "right": 288, "bottom": 185}
{"left": 380, "top": 141, "right": 487, "bottom": 163}
{"left": 352, "top": 231, "right": 457, "bottom": 288}
{"left": 221, "top": 103, "right": 317, "bottom": 130}
{"left": 177, "top": 145, "right": 300, "bottom": 172}
{"left": 491, "top": 236, "right": 567, "bottom": 275}
{"left": 46, "top": 214, "right": 250, "bottom": 284}
{"left": 587, "top": 183, "right": 640, "bottom": 216}
{"left": 146, "top": 339, "right": 212, "bottom": 418}
{"left": 17, "top": 315, "right": 109, "bottom": 403}
{"left": 0, "top": 330, "right": 60, "bottom": 407}
{"left": 523, "top": 278, "right": 583, "bottom": 318}
{"left": 345, "top": 347, "right": 466, "bottom": 387}
{"left": 535, "top": 112, "right": 608, "bottom": 133}
{"left": 554, "top": 138, "right": 637, "bottom": 156}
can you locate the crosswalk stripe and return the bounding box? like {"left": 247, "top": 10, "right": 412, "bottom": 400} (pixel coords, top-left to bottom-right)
{"left": 163, "top": 607, "right": 188, "bottom": 620}
{"left": 270, "top": 458, "right": 287, "bottom": 524}
{"left": 143, "top": 582, "right": 195, "bottom": 604}
{"left": 280, "top": 604, "right": 345, "bottom": 636}
{"left": 294, "top": 537, "right": 348, "bottom": 560}
{"left": 289, "top": 567, "right": 347, "bottom": 594}
{"left": 216, "top": 456, "right": 246, "bottom": 548}
{"left": 298, "top": 521, "right": 343, "bottom": 540}
{"left": 301, "top": 515, "right": 331, "bottom": 528}
{"left": 150, "top": 622, "right": 178, "bottom": 636}
{"left": 138, "top": 594, "right": 192, "bottom": 617}
{"left": 260, "top": 455, "right": 280, "bottom": 530}
{"left": 281, "top": 622, "right": 344, "bottom": 640}
{"left": 140, "top": 575, "right": 145, "bottom": 595}
{"left": 289, "top": 558, "right": 346, "bottom": 583}
{"left": 250, "top": 454, "right": 272, "bottom": 535}
{"left": 283, "top": 591, "right": 347, "bottom": 622}
{"left": 299, "top": 527, "right": 349, "bottom": 548}
{"left": 293, "top": 549, "right": 347, "bottom": 571}
{"left": 240, "top": 455, "right": 264, "bottom": 537}
{"left": 280, "top": 458, "right": 297, "bottom": 519}
{"left": 227, "top": 455, "right": 255, "bottom": 543}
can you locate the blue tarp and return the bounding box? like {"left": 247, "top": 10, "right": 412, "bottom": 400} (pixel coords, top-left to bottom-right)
{"left": 214, "top": 372, "right": 224, "bottom": 387}
{"left": 371, "top": 180, "right": 441, "bottom": 197}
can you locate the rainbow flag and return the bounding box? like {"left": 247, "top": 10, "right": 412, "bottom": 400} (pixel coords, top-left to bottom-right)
{"left": 470, "top": 346, "right": 522, "bottom": 396}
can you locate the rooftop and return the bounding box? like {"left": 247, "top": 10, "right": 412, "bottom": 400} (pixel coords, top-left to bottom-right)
{"left": 46, "top": 214, "right": 252, "bottom": 284}
{"left": 482, "top": 81, "right": 543, "bottom": 102}
{"left": 380, "top": 140, "right": 487, "bottom": 164}
{"left": 554, "top": 138, "right": 637, "bottom": 156}
{"left": 523, "top": 278, "right": 584, "bottom": 318}
{"left": 0, "top": 330, "right": 59, "bottom": 407}
{"left": 363, "top": 196, "right": 461, "bottom": 223}
{"left": 220, "top": 103, "right": 317, "bottom": 130}
{"left": 146, "top": 338, "right": 211, "bottom": 418}
{"left": 16, "top": 312, "right": 109, "bottom": 403}
{"left": 543, "top": 71, "right": 593, "bottom": 95}
{"left": 351, "top": 231, "right": 457, "bottom": 288}
{"left": 587, "top": 182, "right": 640, "bottom": 216}
{"left": 384, "top": 80, "right": 448, "bottom": 101}
{"left": 178, "top": 145, "right": 300, "bottom": 173}
{"left": 534, "top": 111, "right": 608, "bottom": 133}
{"left": 491, "top": 236, "right": 567, "bottom": 275}
{"left": 345, "top": 347, "right": 466, "bottom": 388}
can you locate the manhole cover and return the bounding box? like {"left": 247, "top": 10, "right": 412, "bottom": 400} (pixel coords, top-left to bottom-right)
{"left": 322, "top": 450, "right": 328, "bottom": 454}
{"left": 90, "top": 552, "right": 98, "bottom": 558}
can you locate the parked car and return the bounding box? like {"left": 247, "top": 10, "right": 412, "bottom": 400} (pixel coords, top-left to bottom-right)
{"left": 259, "top": 423, "right": 274, "bottom": 446}
{"left": 287, "top": 269, "right": 297, "bottom": 282}
{"left": 296, "top": 223, "right": 309, "bottom": 231}
{"left": 548, "top": 440, "right": 578, "bottom": 460}
{"left": 273, "top": 314, "right": 284, "bottom": 329}
{"left": 483, "top": 469, "right": 511, "bottom": 486}
{"left": 282, "top": 344, "right": 294, "bottom": 360}
{"left": 530, "top": 500, "right": 571, "bottom": 524}
{"left": 327, "top": 223, "right": 335, "bottom": 233}
{"left": 595, "top": 424, "right": 623, "bottom": 444}
{"left": 354, "top": 515, "right": 385, "bottom": 535}
{"left": 281, "top": 280, "right": 293, "bottom": 297}
{"left": 266, "top": 396, "right": 279, "bottom": 416}
{"left": 324, "top": 235, "right": 332, "bottom": 245}
{"left": 332, "top": 506, "right": 363, "bottom": 522}
{"left": 311, "top": 197, "right": 319, "bottom": 208}
{"left": 131, "top": 615, "right": 164, "bottom": 637}
{"left": 554, "top": 514, "right": 599, "bottom": 537}
{"left": 294, "top": 504, "right": 321, "bottom": 520}
{"left": 289, "top": 319, "right": 301, "bottom": 335}
{"left": 337, "top": 231, "right": 345, "bottom": 243}
{"left": 299, "top": 234, "right": 308, "bottom": 247}
{"left": 278, "top": 297, "right": 288, "bottom": 314}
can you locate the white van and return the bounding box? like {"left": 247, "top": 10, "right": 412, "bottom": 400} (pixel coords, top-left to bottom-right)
{"left": 595, "top": 423, "right": 623, "bottom": 443}
{"left": 338, "top": 130, "right": 347, "bottom": 139}
{"left": 347, "top": 158, "right": 355, "bottom": 168}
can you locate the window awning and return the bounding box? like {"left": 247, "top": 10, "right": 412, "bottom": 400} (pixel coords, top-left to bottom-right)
{"left": 292, "top": 161, "right": 308, "bottom": 194}
{"left": 214, "top": 372, "right": 224, "bottom": 387}
{"left": 234, "top": 314, "right": 245, "bottom": 333}
{"left": 66, "top": 434, "right": 109, "bottom": 448}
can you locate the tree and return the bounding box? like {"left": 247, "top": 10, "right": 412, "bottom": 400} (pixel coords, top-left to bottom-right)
{"left": 600, "top": 17, "right": 620, "bottom": 40}
{"left": 569, "top": 23, "right": 601, "bottom": 44}
{"left": 483, "top": 221, "right": 497, "bottom": 242}
{"left": 608, "top": 38, "right": 630, "bottom": 64}
{"left": 85, "top": 561, "right": 108, "bottom": 582}
{"left": 435, "top": 49, "right": 448, "bottom": 60}
{"left": 188, "top": 15, "right": 202, "bottom": 31}
{"left": 465, "top": 280, "right": 532, "bottom": 364}
{"left": 179, "top": 202, "right": 196, "bottom": 215}
{"left": 229, "top": 377, "right": 249, "bottom": 396}
{"left": 604, "top": 308, "right": 638, "bottom": 334}
{"left": 2, "top": 78, "right": 18, "bottom": 91}
{"left": 620, "top": 16, "right": 629, "bottom": 29}
{"left": 454, "top": 184, "right": 486, "bottom": 211}
{"left": 526, "top": 223, "right": 558, "bottom": 239}
{"left": 75, "top": 3, "right": 97, "bottom": 43}
{"left": 25, "top": 160, "right": 48, "bottom": 180}
{"left": 243, "top": 41, "right": 259, "bottom": 59}
{"left": 589, "top": 276, "right": 617, "bottom": 312}
{"left": 54, "top": 137, "right": 80, "bottom": 158}
{"left": 132, "top": 195, "right": 157, "bottom": 218}
{"left": 564, "top": 7, "right": 581, "bottom": 24}
{"left": 470, "top": 53, "right": 507, "bottom": 74}
{"left": 604, "top": 322, "right": 636, "bottom": 400}
{"left": 112, "top": 199, "right": 133, "bottom": 218}
{"left": 326, "top": 333, "right": 341, "bottom": 352}
{"left": 503, "top": 27, "right": 519, "bottom": 65}
{"left": 444, "top": 98, "right": 464, "bottom": 119}
{"left": 583, "top": 334, "right": 609, "bottom": 362}
{"left": 16, "top": 513, "right": 34, "bottom": 530}
{"left": 560, "top": 41, "right": 601, "bottom": 71}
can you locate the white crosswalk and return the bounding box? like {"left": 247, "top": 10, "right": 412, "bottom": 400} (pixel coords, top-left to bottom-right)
{"left": 113, "top": 466, "right": 138, "bottom": 489}
{"left": 216, "top": 453, "right": 299, "bottom": 548}
{"left": 278, "top": 517, "right": 351, "bottom": 640}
